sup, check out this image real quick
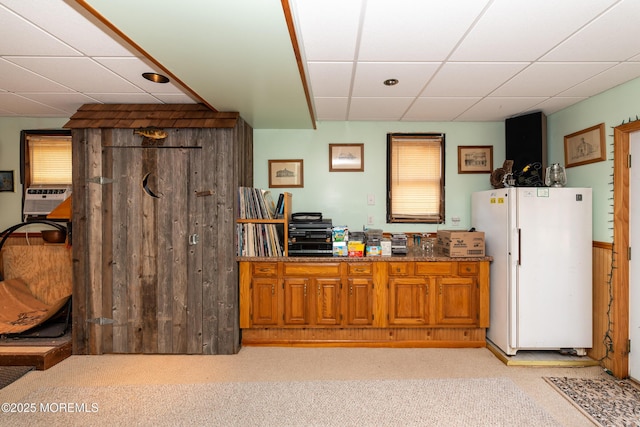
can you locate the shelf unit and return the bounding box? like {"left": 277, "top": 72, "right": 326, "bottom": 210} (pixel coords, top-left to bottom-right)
{"left": 237, "top": 192, "right": 291, "bottom": 256}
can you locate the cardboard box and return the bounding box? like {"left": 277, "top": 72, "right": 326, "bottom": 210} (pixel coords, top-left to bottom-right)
{"left": 333, "top": 241, "right": 348, "bottom": 257}
{"left": 365, "top": 245, "right": 381, "bottom": 257}
{"left": 347, "top": 241, "right": 365, "bottom": 257}
{"left": 436, "top": 230, "right": 485, "bottom": 257}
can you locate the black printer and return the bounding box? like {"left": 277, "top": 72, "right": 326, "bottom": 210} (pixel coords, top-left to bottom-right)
{"left": 288, "top": 212, "right": 332, "bottom": 257}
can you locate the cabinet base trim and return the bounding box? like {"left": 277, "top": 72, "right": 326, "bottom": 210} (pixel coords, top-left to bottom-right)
{"left": 241, "top": 328, "right": 486, "bottom": 348}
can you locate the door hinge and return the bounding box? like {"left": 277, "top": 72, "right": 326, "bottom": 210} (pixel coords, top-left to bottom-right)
{"left": 87, "top": 176, "right": 114, "bottom": 185}
{"left": 86, "top": 317, "right": 115, "bottom": 325}
{"left": 629, "top": 246, "right": 632, "bottom": 261}
{"left": 628, "top": 154, "right": 632, "bottom": 168}
{"left": 627, "top": 339, "right": 631, "bottom": 354}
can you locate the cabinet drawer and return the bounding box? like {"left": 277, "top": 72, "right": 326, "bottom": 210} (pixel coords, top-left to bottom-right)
{"left": 388, "top": 262, "right": 412, "bottom": 276}
{"left": 457, "top": 262, "right": 479, "bottom": 276}
{"left": 283, "top": 262, "right": 341, "bottom": 276}
{"left": 252, "top": 262, "right": 278, "bottom": 276}
{"left": 415, "top": 262, "right": 453, "bottom": 275}
{"left": 347, "top": 263, "right": 372, "bottom": 275}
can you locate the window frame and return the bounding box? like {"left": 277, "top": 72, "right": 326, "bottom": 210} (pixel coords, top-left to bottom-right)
{"left": 20, "top": 128, "right": 72, "bottom": 207}
{"left": 386, "top": 132, "right": 445, "bottom": 224}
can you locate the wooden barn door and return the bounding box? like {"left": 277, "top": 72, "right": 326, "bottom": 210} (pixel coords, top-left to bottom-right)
{"left": 100, "top": 144, "right": 203, "bottom": 354}
{"left": 98, "top": 145, "right": 204, "bottom": 354}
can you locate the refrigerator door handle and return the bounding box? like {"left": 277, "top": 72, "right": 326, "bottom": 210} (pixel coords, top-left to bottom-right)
{"left": 517, "top": 228, "right": 521, "bottom": 266}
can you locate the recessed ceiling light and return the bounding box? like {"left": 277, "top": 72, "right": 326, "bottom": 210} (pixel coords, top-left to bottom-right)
{"left": 142, "top": 72, "right": 170, "bottom": 84}
{"left": 383, "top": 78, "right": 399, "bottom": 86}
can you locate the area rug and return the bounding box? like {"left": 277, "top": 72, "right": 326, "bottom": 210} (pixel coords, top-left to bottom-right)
{"left": 0, "top": 366, "right": 34, "bottom": 389}
{"left": 1, "top": 377, "right": 560, "bottom": 426}
{"left": 545, "top": 376, "right": 640, "bottom": 427}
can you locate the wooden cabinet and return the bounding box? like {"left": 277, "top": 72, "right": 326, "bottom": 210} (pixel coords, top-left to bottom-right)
{"left": 282, "top": 262, "right": 341, "bottom": 326}
{"left": 239, "top": 258, "right": 490, "bottom": 348}
{"left": 388, "top": 277, "right": 429, "bottom": 325}
{"left": 345, "top": 263, "right": 374, "bottom": 326}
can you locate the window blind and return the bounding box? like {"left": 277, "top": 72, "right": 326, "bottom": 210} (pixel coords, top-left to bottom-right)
{"left": 27, "top": 136, "right": 72, "bottom": 185}
{"left": 388, "top": 134, "right": 444, "bottom": 223}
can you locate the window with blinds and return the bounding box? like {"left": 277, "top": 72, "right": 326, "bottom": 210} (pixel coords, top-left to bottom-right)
{"left": 26, "top": 135, "right": 72, "bottom": 185}
{"left": 387, "top": 133, "right": 445, "bottom": 223}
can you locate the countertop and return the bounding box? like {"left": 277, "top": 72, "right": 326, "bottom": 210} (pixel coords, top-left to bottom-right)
{"left": 238, "top": 253, "right": 492, "bottom": 263}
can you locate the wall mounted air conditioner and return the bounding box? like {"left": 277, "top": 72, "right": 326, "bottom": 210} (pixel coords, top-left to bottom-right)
{"left": 23, "top": 186, "right": 72, "bottom": 216}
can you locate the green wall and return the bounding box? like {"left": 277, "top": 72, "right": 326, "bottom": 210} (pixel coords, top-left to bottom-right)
{"left": 1, "top": 76, "right": 639, "bottom": 240}
{"left": 254, "top": 122, "right": 503, "bottom": 235}
{"left": 548, "top": 77, "right": 640, "bottom": 242}
{"left": 254, "top": 76, "right": 640, "bottom": 242}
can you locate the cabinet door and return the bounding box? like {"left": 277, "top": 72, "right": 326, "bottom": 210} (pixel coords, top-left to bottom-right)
{"left": 315, "top": 278, "right": 341, "bottom": 325}
{"left": 251, "top": 277, "right": 279, "bottom": 326}
{"left": 346, "top": 277, "right": 373, "bottom": 325}
{"left": 283, "top": 277, "right": 310, "bottom": 325}
{"left": 435, "top": 276, "right": 476, "bottom": 325}
{"left": 388, "top": 277, "right": 429, "bottom": 325}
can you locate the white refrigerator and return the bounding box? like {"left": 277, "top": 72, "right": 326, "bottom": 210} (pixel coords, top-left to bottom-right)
{"left": 471, "top": 187, "right": 592, "bottom": 356}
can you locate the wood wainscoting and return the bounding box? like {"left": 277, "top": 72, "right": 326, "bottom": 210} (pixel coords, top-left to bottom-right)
{"left": 590, "top": 242, "right": 615, "bottom": 373}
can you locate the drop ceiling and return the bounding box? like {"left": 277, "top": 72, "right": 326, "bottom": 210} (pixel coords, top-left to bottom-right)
{"left": 1, "top": 0, "right": 639, "bottom": 129}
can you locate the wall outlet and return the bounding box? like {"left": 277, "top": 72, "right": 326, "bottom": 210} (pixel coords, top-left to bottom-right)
{"left": 367, "top": 194, "right": 375, "bottom": 205}
{"left": 451, "top": 216, "right": 460, "bottom": 226}
{"left": 367, "top": 215, "right": 374, "bottom": 225}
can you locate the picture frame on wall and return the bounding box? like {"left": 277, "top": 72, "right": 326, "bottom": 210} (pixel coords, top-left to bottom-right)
{"left": 268, "top": 159, "right": 304, "bottom": 188}
{"left": 564, "top": 123, "right": 606, "bottom": 168}
{"left": 329, "top": 143, "right": 364, "bottom": 172}
{"left": 457, "top": 146, "right": 493, "bottom": 174}
{"left": 0, "top": 170, "right": 14, "bottom": 192}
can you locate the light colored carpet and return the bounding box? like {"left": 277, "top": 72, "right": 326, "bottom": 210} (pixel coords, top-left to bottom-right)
{"left": 2, "top": 377, "right": 561, "bottom": 426}
{"left": 545, "top": 376, "right": 640, "bottom": 427}
{"left": 0, "top": 347, "right": 608, "bottom": 426}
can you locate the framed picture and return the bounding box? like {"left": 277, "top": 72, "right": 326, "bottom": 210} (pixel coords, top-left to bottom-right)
{"left": 457, "top": 146, "right": 493, "bottom": 174}
{"left": 329, "top": 143, "right": 364, "bottom": 172}
{"left": 0, "top": 170, "right": 14, "bottom": 192}
{"left": 268, "top": 159, "right": 304, "bottom": 188}
{"left": 564, "top": 123, "right": 606, "bottom": 168}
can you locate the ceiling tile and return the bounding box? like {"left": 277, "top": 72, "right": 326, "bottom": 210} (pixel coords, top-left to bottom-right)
{"left": 559, "top": 62, "right": 640, "bottom": 97}
{"left": 358, "top": 0, "right": 491, "bottom": 61}
{"left": 307, "top": 62, "right": 354, "bottom": 97}
{"left": 0, "top": 4, "right": 80, "bottom": 56}
{"left": 450, "top": 0, "right": 619, "bottom": 61}
{"left": 87, "top": 93, "right": 161, "bottom": 104}
{"left": 531, "top": 97, "right": 589, "bottom": 115}
{"left": 492, "top": 62, "right": 617, "bottom": 97}
{"left": 19, "top": 92, "right": 100, "bottom": 115}
{"left": 455, "top": 97, "right": 546, "bottom": 121}
{"left": 0, "top": 92, "right": 70, "bottom": 115}
{"left": 314, "top": 98, "right": 349, "bottom": 121}
{"left": 542, "top": 1, "right": 640, "bottom": 62}
{"left": 348, "top": 97, "right": 414, "bottom": 120}
{"left": 2, "top": 0, "right": 136, "bottom": 56}
{"left": 291, "top": 0, "right": 362, "bottom": 61}
{"left": 94, "top": 57, "right": 193, "bottom": 95}
{"left": 403, "top": 97, "right": 481, "bottom": 121}
{"left": 0, "top": 58, "right": 73, "bottom": 92}
{"left": 7, "top": 57, "right": 143, "bottom": 93}
{"left": 352, "top": 62, "right": 440, "bottom": 97}
{"left": 422, "top": 63, "right": 529, "bottom": 96}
